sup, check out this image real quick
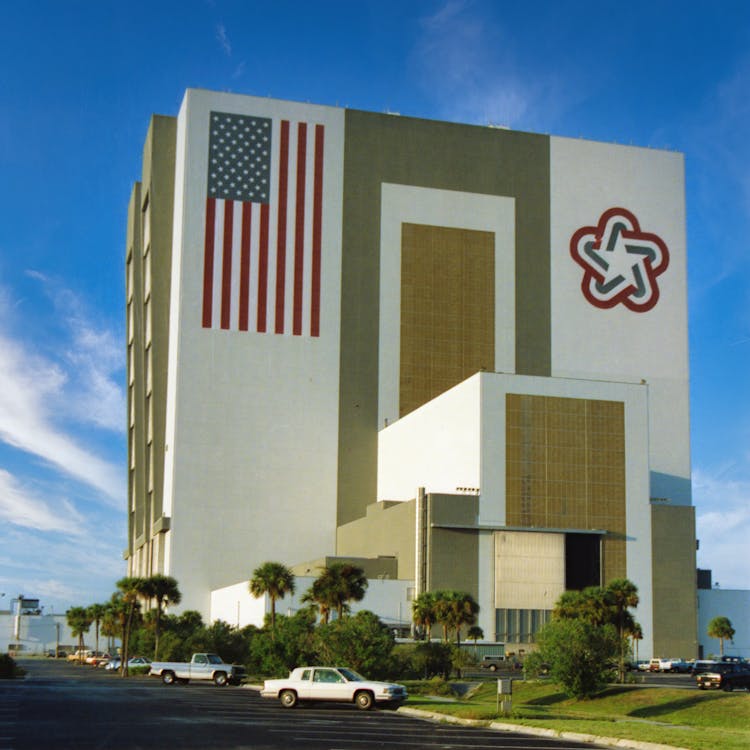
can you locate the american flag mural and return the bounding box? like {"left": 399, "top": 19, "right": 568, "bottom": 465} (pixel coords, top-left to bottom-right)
{"left": 202, "top": 111, "right": 325, "bottom": 336}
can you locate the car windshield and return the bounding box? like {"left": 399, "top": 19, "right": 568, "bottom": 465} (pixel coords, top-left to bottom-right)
{"left": 337, "top": 668, "right": 366, "bottom": 682}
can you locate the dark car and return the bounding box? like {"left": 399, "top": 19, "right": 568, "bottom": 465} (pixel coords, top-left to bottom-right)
{"left": 696, "top": 662, "right": 750, "bottom": 690}
{"left": 479, "top": 655, "right": 506, "bottom": 671}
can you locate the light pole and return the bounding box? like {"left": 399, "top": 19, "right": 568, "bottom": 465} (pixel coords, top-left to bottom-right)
{"left": 13, "top": 594, "right": 23, "bottom": 642}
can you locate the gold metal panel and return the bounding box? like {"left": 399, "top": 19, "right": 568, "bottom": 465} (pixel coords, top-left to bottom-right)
{"left": 399, "top": 223, "right": 495, "bottom": 416}
{"left": 505, "top": 394, "right": 627, "bottom": 581}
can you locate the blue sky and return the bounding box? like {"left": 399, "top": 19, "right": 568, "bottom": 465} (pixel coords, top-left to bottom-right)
{"left": 0, "top": 1, "right": 748, "bottom": 615}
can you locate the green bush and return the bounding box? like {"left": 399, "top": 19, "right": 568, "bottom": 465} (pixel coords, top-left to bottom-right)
{"left": 0, "top": 654, "right": 22, "bottom": 679}
{"left": 391, "top": 642, "right": 453, "bottom": 680}
{"left": 314, "top": 611, "right": 396, "bottom": 679}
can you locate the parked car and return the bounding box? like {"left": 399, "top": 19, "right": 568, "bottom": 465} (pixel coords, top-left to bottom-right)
{"left": 649, "top": 658, "right": 670, "bottom": 672}
{"left": 668, "top": 659, "right": 691, "bottom": 673}
{"left": 261, "top": 666, "right": 408, "bottom": 710}
{"left": 149, "top": 653, "right": 245, "bottom": 686}
{"left": 479, "top": 655, "right": 506, "bottom": 671}
{"left": 690, "top": 660, "right": 719, "bottom": 676}
{"left": 105, "top": 656, "right": 151, "bottom": 671}
{"left": 696, "top": 662, "right": 750, "bottom": 691}
{"left": 85, "top": 652, "right": 110, "bottom": 666}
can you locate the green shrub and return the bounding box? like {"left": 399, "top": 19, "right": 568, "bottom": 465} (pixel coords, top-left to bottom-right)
{"left": 0, "top": 654, "right": 21, "bottom": 679}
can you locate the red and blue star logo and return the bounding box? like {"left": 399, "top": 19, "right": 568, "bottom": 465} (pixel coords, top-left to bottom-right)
{"left": 570, "top": 208, "right": 670, "bottom": 312}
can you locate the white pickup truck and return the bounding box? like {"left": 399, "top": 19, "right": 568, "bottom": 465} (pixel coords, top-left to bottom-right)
{"left": 149, "top": 653, "right": 245, "bottom": 686}
{"left": 261, "top": 666, "right": 407, "bottom": 710}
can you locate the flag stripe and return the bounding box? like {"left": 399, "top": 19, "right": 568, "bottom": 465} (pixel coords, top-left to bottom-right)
{"left": 293, "top": 122, "right": 307, "bottom": 336}
{"left": 311, "top": 124, "right": 324, "bottom": 337}
{"left": 202, "top": 112, "right": 324, "bottom": 337}
{"left": 275, "top": 121, "right": 290, "bottom": 334}
{"left": 221, "top": 200, "right": 234, "bottom": 330}
{"left": 239, "top": 202, "right": 252, "bottom": 331}
{"left": 202, "top": 197, "right": 217, "bottom": 328}
{"left": 257, "top": 202, "right": 270, "bottom": 332}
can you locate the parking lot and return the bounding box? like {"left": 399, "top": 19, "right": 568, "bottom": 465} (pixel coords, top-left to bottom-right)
{"left": 2, "top": 659, "right": 610, "bottom": 750}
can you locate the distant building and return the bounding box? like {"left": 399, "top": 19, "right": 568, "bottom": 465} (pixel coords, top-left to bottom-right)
{"left": 696, "top": 571, "right": 750, "bottom": 659}
{"left": 126, "top": 89, "right": 696, "bottom": 658}
{"left": 0, "top": 598, "right": 85, "bottom": 655}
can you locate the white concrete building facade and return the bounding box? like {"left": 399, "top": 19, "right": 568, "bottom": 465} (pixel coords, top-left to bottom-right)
{"left": 126, "top": 89, "right": 696, "bottom": 658}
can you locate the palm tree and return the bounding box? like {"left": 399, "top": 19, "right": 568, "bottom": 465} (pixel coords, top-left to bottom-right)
{"left": 433, "top": 591, "right": 479, "bottom": 646}
{"left": 467, "top": 625, "right": 484, "bottom": 654}
{"left": 412, "top": 591, "right": 438, "bottom": 640}
{"left": 87, "top": 603, "right": 107, "bottom": 658}
{"left": 302, "top": 563, "right": 367, "bottom": 623}
{"left": 302, "top": 577, "right": 334, "bottom": 624}
{"left": 249, "top": 562, "right": 295, "bottom": 636}
{"left": 605, "top": 578, "right": 639, "bottom": 682}
{"left": 100, "top": 603, "right": 119, "bottom": 654}
{"left": 707, "top": 616, "right": 735, "bottom": 656}
{"left": 141, "top": 575, "right": 182, "bottom": 659}
{"left": 66, "top": 606, "right": 92, "bottom": 663}
{"left": 331, "top": 563, "right": 367, "bottom": 619}
{"left": 116, "top": 576, "right": 148, "bottom": 675}
{"left": 630, "top": 621, "right": 643, "bottom": 662}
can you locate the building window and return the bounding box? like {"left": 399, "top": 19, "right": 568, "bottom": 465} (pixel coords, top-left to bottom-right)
{"left": 495, "top": 608, "right": 551, "bottom": 643}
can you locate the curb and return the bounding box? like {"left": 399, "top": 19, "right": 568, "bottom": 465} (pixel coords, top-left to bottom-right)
{"left": 397, "top": 707, "right": 691, "bottom": 750}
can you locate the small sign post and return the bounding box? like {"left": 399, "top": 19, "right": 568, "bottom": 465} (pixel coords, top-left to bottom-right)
{"left": 496, "top": 678, "right": 512, "bottom": 716}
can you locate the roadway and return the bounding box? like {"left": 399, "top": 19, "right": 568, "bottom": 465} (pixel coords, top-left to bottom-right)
{"left": 2, "top": 659, "right": 617, "bottom": 750}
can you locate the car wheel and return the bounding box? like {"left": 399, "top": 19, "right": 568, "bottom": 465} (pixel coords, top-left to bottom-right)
{"left": 489, "top": 664, "right": 497, "bottom": 672}
{"left": 722, "top": 682, "right": 734, "bottom": 692}
{"left": 355, "top": 691, "right": 374, "bottom": 710}
{"left": 162, "top": 671, "right": 176, "bottom": 685}
{"left": 213, "top": 672, "right": 228, "bottom": 687}
{"left": 279, "top": 689, "right": 298, "bottom": 708}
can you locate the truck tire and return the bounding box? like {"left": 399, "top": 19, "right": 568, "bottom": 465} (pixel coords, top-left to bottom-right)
{"left": 279, "top": 689, "right": 298, "bottom": 708}
{"left": 162, "top": 671, "right": 176, "bottom": 685}
{"left": 355, "top": 691, "right": 374, "bottom": 710}
{"left": 489, "top": 664, "right": 497, "bottom": 672}
{"left": 213, "top": 672, "right": 228, "bottom": 687}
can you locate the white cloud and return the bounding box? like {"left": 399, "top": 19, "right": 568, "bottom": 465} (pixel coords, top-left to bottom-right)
{"left": 0, "top": 469, "right": 83, "bottom": 535}
{"left": 412, "top": 1, "right": 569, "bottom": 129}
{"left": 0, "top": 279, "right": 125, "bottom": 503}
{"left": 693, "top": 465, "right": 750, "bottom": 590}
{"left": 216, "top": 23, "right": 232, "bottom": 56}
{"left": 0, "top": 523, "right": 126, "bottom": 611}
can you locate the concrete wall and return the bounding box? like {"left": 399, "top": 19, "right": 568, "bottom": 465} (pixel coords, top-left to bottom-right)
{"left": 651, "top": 504, "right": 698, "bottom": 658}
{"left": 162, "top": 90, "right": 346, "bottom": 615}
{"left": 210, "top": 576, "right": 413, "bottom": 630}
{"left": 550, "top": 137, "right": 690, "bottom": 506}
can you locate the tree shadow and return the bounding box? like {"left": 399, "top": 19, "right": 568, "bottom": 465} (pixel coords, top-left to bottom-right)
{"left": 629, "top": 693, "right": 724, "bottom": 719}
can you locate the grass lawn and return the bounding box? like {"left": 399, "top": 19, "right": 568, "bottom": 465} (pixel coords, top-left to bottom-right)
{"left": 404, "top": 680, "right": 750, "bottom": 750}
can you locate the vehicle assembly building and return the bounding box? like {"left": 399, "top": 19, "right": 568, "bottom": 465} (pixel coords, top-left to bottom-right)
{"left": 126, "top": 88, "right": 696, "bottom": 658}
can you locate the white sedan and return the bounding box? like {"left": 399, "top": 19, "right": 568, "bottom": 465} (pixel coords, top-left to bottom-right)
{"left": 261, "top": 666, "right": 407, "bottom": 710}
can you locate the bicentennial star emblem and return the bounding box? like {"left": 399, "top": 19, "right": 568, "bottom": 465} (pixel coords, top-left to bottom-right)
{"left": 570, "top": 208, "right": 670, "bottom": 312}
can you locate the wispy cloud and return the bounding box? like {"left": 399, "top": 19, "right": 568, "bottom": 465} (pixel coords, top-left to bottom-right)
{"left": 0, "top": 522, "right": 126, "bottom": 609}
{"left": 0, "top": 469, "right": 83, "bottom": 535}
{"left": 693, "top": 464, "right": 750, "bottom": 589}
{"left": 216, "top": 23, "right": 232, "bottom": 57}
{"left": 411, "top": 1, "right": 568, "bottom": 129}
{"left": 685, "top": 55, "right": 750, "bottom": 301}
{"left": 0, "top": 277, "right": 124, "bottom": 503}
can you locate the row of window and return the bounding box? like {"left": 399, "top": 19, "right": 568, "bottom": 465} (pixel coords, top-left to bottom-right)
{"left": 495, "top": 608, "right": 552, "bottom": 643}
